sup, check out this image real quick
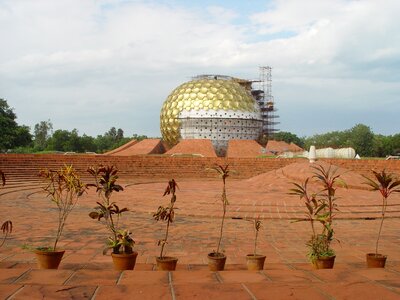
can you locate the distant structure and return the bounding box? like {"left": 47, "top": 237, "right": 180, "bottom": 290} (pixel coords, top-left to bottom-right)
{"left": 252, "top": 66, "right": 280, "bottom": 139}
{"left": 160, "top": 68, "right": 280, "bottom": 156}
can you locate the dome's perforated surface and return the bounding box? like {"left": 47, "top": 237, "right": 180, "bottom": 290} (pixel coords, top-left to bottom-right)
{"left": 160, "top": 79, "right": 258, "bottom": 145}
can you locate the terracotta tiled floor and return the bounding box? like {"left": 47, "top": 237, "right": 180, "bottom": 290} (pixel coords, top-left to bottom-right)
{"left": 0, "top": 162, "right": 400, "bottom": 299}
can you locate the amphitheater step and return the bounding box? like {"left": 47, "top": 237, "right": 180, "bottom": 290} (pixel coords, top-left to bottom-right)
{"left": 0, "top": 264, "right": 399, "bottom": 299}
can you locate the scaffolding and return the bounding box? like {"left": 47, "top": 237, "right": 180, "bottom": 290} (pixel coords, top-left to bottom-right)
{"left": 255, "top": 66, "right": 280, "bottom": 139}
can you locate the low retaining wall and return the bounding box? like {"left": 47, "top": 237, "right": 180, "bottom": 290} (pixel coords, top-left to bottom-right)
{"left": 1, "top": 154, "right": 400, "bottom": 181}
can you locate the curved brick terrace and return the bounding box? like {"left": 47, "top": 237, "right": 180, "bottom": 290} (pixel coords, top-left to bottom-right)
{"left": 1, "top": 156, "right": 400, "bottom": 299}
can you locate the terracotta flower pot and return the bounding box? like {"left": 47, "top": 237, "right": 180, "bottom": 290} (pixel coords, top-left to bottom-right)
{"left": 246, "top": 254, "right": 266, "bottom": 271}
{"left": 313, "top": 255, "right": 335, "bottom": 269}
{"left": 111, "top": 251, "right": 138, "bottom": 270}
{"left": 35, "top": 249, "right": 65, "bottom": 269}
{"left": 207, "top": 252, "right": 226, "bottom": 271}
{"left": 366, "top": 253, "right": 387, "bottom": 268}
{"left": 156, "top": 256, "right": 178, "bottom": 271}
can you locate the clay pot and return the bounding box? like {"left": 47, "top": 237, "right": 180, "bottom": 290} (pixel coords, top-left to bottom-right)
{"left": 207, "top": 252, "right": 226, "bottom": 271}
{"left": 156, "top": 256, "right": 178, "bottom": 271}
{"left": 246, "top": 254, "right": 266, "bottom": 271}
{"left": 366, "top": 253, "right": 387, "bottom": 268}
{"left": 313, "top": 255, "right": 335, "bottom": 269}
{"left": 111, "top": 251, "right": 138, "bottom": 270}
{"left": 35, "top": 249, "right": 65, "bottom": 269}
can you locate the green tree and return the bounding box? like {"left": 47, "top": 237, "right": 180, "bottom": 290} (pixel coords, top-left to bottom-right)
{"left": 0, "top": 99, "right": 18, "bottom": 151}
{"left": 65, "top": 129, "right": 82, "bottom": 152}
{"left": 95, "top": 135, "right": 113, "bottom": 153}
{"left": 105, "top": 127, "right": 117, "bottom": 140}
{"left": 303, "top": 124, "right": 376, "bottom": 156}
{"left": 132, "top": 133, "right": 148, "bottom": 141}
{"left": 0, "top": 98, "right": 32, "bottom": 151}
{"left": 391, "top": 134, "right": 400, "bottom": 155}
{"left": 348, "top": 124, "right": 374, "bottom": 157}
{"left": 13, "top": 125, "right": 33, "bottom": 148}
{"left": 95, "top": 127, "right": 127, "bottom": 153}
{"left": 117, "top": 128, "right": 124, "bottom": 140}
{"left": 47, "top": 129, "right": 97, "bottom": 153}
{"left": 80, "top": 134, "right": 97, "bottom": 153}
{"left": 47, "top": 129, "right": 71, "bottom": 152}
{"left": 304, "top": 131, "right": 350, "bottom": 150}
{"left": 372, "top": 135, "right": 393, "bottom": 157}
{"left": 34, "top": 120, "right": 53, "bottom": 151}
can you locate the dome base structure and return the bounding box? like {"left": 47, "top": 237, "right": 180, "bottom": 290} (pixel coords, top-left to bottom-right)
{"left": 179, "top": 109, "right": 262, "bottom": 156}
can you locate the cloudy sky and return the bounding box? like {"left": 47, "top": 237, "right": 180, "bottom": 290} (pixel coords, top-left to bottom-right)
{"left": 1, "top": 0, "right": 399, "bottom": 138}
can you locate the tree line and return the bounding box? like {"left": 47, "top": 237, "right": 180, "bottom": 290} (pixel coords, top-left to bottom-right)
{"left": 0, "top": 98, "right": 148, "bottom": 154}
{"left": 1, "top": 98, "right": 399, "bottom": 157}
{"left": 274, "top": 124, "right": 400, "bottom": 157}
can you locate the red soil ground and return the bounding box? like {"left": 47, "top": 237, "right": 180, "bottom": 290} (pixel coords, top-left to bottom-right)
{"left": 0, "top": 160, "right": 399, "bottom": 299}
{"left": 165, "top": 139, "right": 217, "bottom": 157}
{"left": 106, "top": 138, "right": 304, "bottom": 157}
{"left": 226, "top": 140, "right": 265, "bottom": 157}
{"left": 105, "top": 139, "right": 166, "bottom": 156}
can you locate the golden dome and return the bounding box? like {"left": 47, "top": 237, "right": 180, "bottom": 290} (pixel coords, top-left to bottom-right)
{"left": 160, "top": 78, "right": 258, "bottom": 145}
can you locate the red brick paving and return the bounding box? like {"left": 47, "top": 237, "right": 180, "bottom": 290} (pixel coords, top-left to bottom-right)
{"left": 226, "top": 140, "right": 265, "bottom": 157}
{"left": 106, "top": 138, "right": 166, "bottom": 156}
{"left": 266, "top": 140, "right": 304, "bottom": 154}
{"left": 103, "top": 139, "right": 138, "bottom": 155}
{"left": 165, "top": 139, "right": 217, "bottom": 157}
{"left": 0, "top": 161, "right": 400, "bottom": 299}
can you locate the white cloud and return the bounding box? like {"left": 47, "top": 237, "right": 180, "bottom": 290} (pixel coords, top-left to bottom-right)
{"left": 0, "top": 0, "right": 399, "bottom": 137}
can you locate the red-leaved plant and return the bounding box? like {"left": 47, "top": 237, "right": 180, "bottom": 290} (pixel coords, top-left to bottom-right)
{"left": 289, "top": 164, "right": 346, "bottom": 263}
{"left": 363, "top": 170, "right": 400, "bottom": 256}
{"left": 87, "top": 165, "right": 134, "bottom": 254}
{"left": 153, "top": 179, "right": 178, "bottom": 259}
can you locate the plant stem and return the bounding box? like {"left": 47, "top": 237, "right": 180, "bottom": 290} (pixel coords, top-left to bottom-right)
{"left": 254, "top": 229, "right": 258, "bottom": 256}
{"left": 216, "top": 185, "right": 227, "bottom": 254}
{"left": 216, "top": 208, "right": 225, "bottom": 254}
{"left": 104, "top": 194, "right": 118, "bottom": 244}
{"left": 54, "top": 193, "right": 65, "bottom": 251}
{"left": 311, "top": 219, "right": 315, "bottom": 237}
{"left": 160, "top": 218, "right": 170, "bottom": 258}
{"left": 160, "top": 193, "right": 175, "bottom": 258}
{"left": 376, "top": 196, "right": 387, "bottom": 255}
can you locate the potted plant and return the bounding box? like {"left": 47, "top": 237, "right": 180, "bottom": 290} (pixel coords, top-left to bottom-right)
{"left": 0, "top": 170, "right": 12, "bottom": 249}
{"left": 363, "top": 170, "right": 400, "bottom": 268}
{"left": 246, "top": 216, "right": 266, "bottom": 270}
{"left": 208, "top": 164, "right": 230, "bottom": 271}
{"left": 35, "top": 165, "right": 86, "bottom": 269}
{"left": 153, "top": 179, "right": 179, "bottom": 271}
{"left": 87, "top": 165, "right": 138, "bottom": 271}
{"left": 289, "top": 164, "right": 346, "bottom": 269}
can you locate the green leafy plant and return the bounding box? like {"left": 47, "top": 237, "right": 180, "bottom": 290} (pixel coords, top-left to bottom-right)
{"left": 0, "top": 169, "right": 12, "bottom": 248}
{"left": 289, "top": 164, "right": 346, "bottom": 263}
{"left": 363, "top": 170, "right": 400, "bottom": 256}
{"left": 87, "top": 165, "right": 134, "bottom": 254}
{"left": 153, "top": 179, "right": 178, "bottom": 259}
{"left": 211, "top": 164, "right": 230, "bottom": 256}
{"left": 38, "top": 165, "right": 86, "bottom": 251}
{"left": 108, "top": 229, "right": 135, "bottom": 254}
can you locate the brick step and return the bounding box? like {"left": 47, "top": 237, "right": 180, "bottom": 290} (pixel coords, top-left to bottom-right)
{"left": 1, "top": 264, "right": 400, "bottom": 299}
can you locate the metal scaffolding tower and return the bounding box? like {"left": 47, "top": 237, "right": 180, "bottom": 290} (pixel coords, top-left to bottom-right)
{"left": 256, "top": 66, "right": 279, "bottom": 139}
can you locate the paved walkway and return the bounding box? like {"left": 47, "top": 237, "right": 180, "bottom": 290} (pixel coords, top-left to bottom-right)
{"left": 1, "top": 162, "right": 400, "bottom": 299}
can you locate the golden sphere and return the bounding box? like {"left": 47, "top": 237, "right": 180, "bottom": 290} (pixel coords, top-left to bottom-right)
{"left": 160, "top": 78, "right": 258, "bottom": 146}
